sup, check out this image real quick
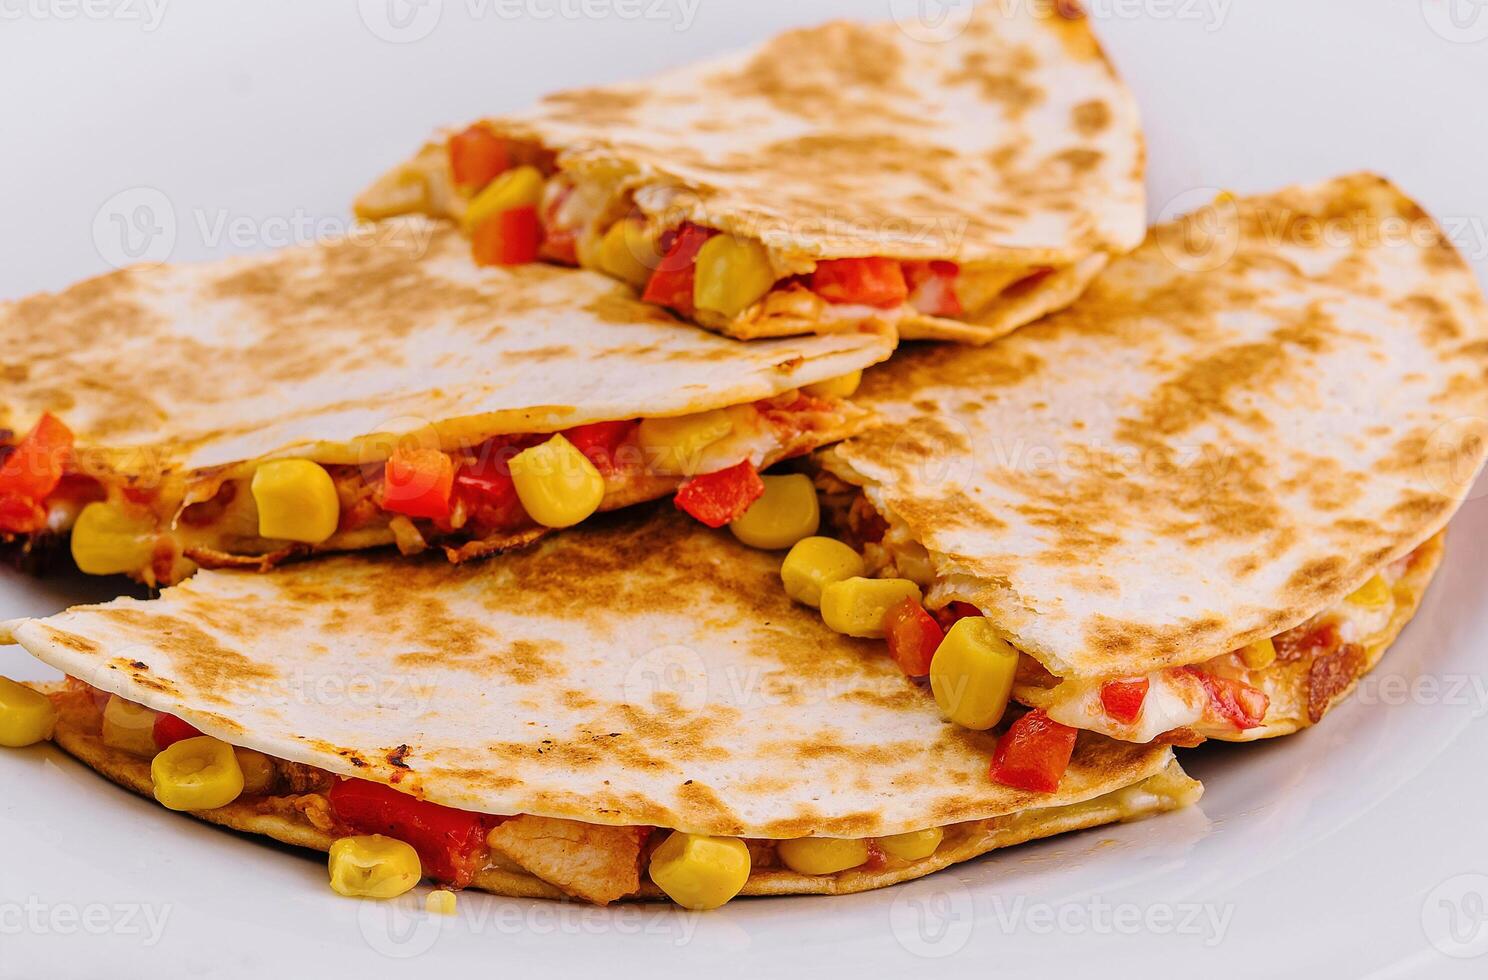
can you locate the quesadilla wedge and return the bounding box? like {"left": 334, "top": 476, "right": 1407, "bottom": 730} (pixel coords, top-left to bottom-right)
{"left": 0, "top": 509, "right": 1199, "bottom": 908}
{"left": 0, "top": 218, "right": 891, "bottom": 586}
{"left": 356, "top": 1, "right": 1144, "bottom": 345}
{"left": 784, "top": 173, "right": 1487, "bottom": 759}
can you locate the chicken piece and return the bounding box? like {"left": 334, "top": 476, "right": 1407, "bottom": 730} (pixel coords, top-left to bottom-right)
{"left": 485, "top": 815, "right": 646, "bottom": 905}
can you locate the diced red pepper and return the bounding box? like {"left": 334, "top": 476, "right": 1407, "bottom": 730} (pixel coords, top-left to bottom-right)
{"left": 673, "top": 460, "right": 764, "bottom": 529}
{"left": 448, "top": 125, "right": 509, "bottom": 192}
{"left": 562, "top": 420, "right": 638, "bottom": 475}
{"left": 328, "top": 777, "right": 494, "bottom": 887}
{"left": 988, "top": 709, "right": 1078, "bottom": 793}
{"left": 0, "top": 413, "right": 74, "bottom": 534}
{"left": 452, "top": 436, "right": 542, "bottom": 532}
{"left": 932, "top": 601, "right": 982, "bottom": 630}
{"left": 641, "top": 224, "right": 716, "bottom": 317}
{"left": 1181, "top": 667, "right": 1269, "bottom": 730}
{"left": 903, "top": 260, "right": 964, "bottom": 317}
{"left": 381, "top": 447, "right": 455, "bottom": 521}
{"left": 471, "top": 206, "right": 542, "bottom": 266}
{"left": 885, "top": 597, "right": 944, "bottom": 677}
{"left": 811, "top": 258, "right": 909, "bottom": 309}
{"left": 152, "top": 713, "right": 203, "bottom": 750}
{"left": 538, "top": 182, "right": 580, "bottom": 266}
{"left": 1099, "top": 678, "right": 1150, "bottom": 725}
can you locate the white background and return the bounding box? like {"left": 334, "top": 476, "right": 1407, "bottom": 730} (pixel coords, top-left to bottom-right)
{"left": 2, "top": 1, "right": 1488, "bottom": 977}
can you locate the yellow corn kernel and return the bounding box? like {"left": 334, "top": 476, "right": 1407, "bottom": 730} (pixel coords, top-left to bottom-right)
{"left": 70, "top": 501, "right": 157, "bottom": 577}
{"left": 820, "top": 577, "right": 923, "bottom": 638}
{"left": 776, "top": 837, "right": 870, "bottom": 876}
{"left": 803, "top": 371, "right": 862, "bottom": 400}
{"left": 729, "top": 474, "right": 820, "bottom": 550}
{"left": 1346, "top": 574, "right": 1392, "bottom": 609}
{"left": 1240, "top": 637, "right": 1278, "bottom": 670}
{"left": 597, "top": 218, "right": 659, "bottom": 288}
{"left": 329, "top": 835, "right": 423, "bottom": 900}
{"left": 150, "top": 736, "right": 245, "bottom": 812}
{"left": 101, "top": 695, "right": 158, "bottom": 757}
{"left": 235, "top": 748, "right": 277, "bottom": 795}
{"left": 929, "top": 616, "right": 1018, "bottom": 730}
{"left": 648, "top": 832, "right": 752, "bottom": 911}
{"left": 426, "top": 889, "right": 458, "bottom": 916}
{"left": 781, "top": 537, "right": 865, "bottom": 608}
{"left": 693, "top": 234, "right": 776, "bottom": 319}
{"left": 462, "top": 165, "right": 545, "bottom": 233}
{"left": 251, "top": 459, "right": 341, "bottom": 544}
{"left": 0, "top": 678, "right": 56, "bottom": 748}
{"left": 508, "top": 434, "right": 606, "bottom": 529}
{"left": 878, "top": 828, "right": 944, "bottom": 862}
{"left": 636, "top": 410, "right": 734, "bottom": 476}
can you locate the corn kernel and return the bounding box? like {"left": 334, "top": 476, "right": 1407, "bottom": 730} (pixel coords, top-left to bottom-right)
{"left": 1346, "top": 574, "right": 1392, "bottom": 609}
{"left": 102, "top": 695, "right": 158, "bottom": 757}
{"left": 150, "top": 736, "right": 244, "bottom": 812}
{"left": 462, "top": 165, "right": 545, "bottom": 233}
{"left": 803, "top": 371, "right": 862, "bottom": 400}
{"left": 508, "top": 434, "right": 606, "bottom": 528}
{"left": 729, "top": 474, "right": 820, "bottom": 550}
{"left": 820, "top": 577, "right": 922, "bottom": 638}
{"left": 235, "top": 748, "right": 277, "bottom": 795}
{"left": 693, "top": 234, "right": 776, "bottom": 319}
{"left": 776, "top": 837, "right": 870, "bottom": 876}
{"left": 426, "top": 889, "right": 458, "bottom": 916}
{"left": 0, "top": 678, "right": 56, "bottom": 748}
{"left": 648, "top": 831, "right": 752, "bottom": 911}
{"left": 781, "top": 537, "right": 865, "bottom": 608}
{"left": 329, "top": 835, "right": 423, "bottom": 900}
{"left": 251, "top": 460, "right": 341, "bottom": 544}
{"left": 929, "top": 616, "right": 1017, "bottom": 730}
{"left": 597, "top": 218, "right": 659, "bottom": 288}
{"left": 1240, "top": 637, "right": 1278, "bottom": 670}
{"left": 878, "top": 828, "right": 944, "bottom": 862}
{"left": 636, "top": 410, "right": 734, "bottom": 476}
{"left": 70, "top": 501, "right": 157, "bottom": 577}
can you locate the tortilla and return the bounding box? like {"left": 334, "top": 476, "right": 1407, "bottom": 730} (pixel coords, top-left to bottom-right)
{"left": 356, "top": 0, "right": 1144, "bottom": 343}
{"left": 3, "top": 508, "right": 1199, "bottom": 903}
{"left": 821, "top": 173, "right": 1488, "bottom": 741}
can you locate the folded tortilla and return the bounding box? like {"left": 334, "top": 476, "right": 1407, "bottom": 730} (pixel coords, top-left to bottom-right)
{"left": 819, "top": 173, "right": 1488, "bottom": 744}
{"left": 0, "top": 218, "right": 891, "bottom": 585}
{"left": 2, "top": 509, "right": 1198, "bottom": 905}
{"left": 356, "top": 0, "right": 1144, "bottom": 344}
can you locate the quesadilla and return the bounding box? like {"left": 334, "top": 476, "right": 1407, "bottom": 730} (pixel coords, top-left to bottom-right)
{"left": 356, "top": 0, "right": 1144, "bottom": 344}
{"left": 0, "top": 218, "right": 891, "bottom": 586}
{"left": 784, "top": 173, "right": 1487, "bottom": 754}
{"left": 0, "top": 509, "right": 1199, "bottom": 908}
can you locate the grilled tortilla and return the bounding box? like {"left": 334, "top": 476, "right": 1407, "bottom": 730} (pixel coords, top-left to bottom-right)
{"left": 819, "top": 173, "right": 1488, "bottom": 744}
{"left": 0, "top": 218, "right": 892, "bottom": 586}
{"left": 1, "top": 509, "right": 1198, "bottom": 906}
{"left": 356, "top": 0, "right": 1144, "bottom": 344}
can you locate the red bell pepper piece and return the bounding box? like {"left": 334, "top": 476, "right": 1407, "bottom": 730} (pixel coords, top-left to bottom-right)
{"left": 328, "top": 778, "right": 494, "bottom": 887}
{"left": 562, "top": 420, "right": 638, "bottom": 475}
{"left": 471, "top": 205, "right": 542, "bottom": 266}
{"left": 641, "top": 224, "right": 716, "bottom": 317}
{"left": 811, "top": 258, "right": 909, "bottom": 309}
{"left": 988, "top": 709, "right": 1078, "bottom": 793}
{"left": 673, "top": 460, "right": 764, "bottom": 529}
{"left": 932, "top": 601, "right": 982, "bottom": 630}
{"left": 0, "top": 413, "right": 74, "bottom": 534}
{"left": 885, "top": 597, "right": 944, "bottom": 678}
{"left": 1099, "top": 678, "right": 1150, "bottom": 725}
{"left": 381, "top": 447, "right": 455, "bottom": 521}
{"left": 152, "top": 713, "right": 204, "bottom": 750}
{"left": 452, "top": 436, "right": 542, "bottom": 532}
{"left": 448, "top": 125, "right": 509, "bottom": 192}
{"left": 1182, "top": 667, "right": 1268, "bottom": 730}
{"left": 537, "top": 181, "right": 580, "bottom": 266}
{"left": 903, "top": 260, "right": 963, "bottom": 317}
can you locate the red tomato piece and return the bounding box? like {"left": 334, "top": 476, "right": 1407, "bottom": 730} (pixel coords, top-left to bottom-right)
{"left": 932, "top": 601, "right": 982, "bottom": 630}
{"left": 328, "top": 778, "right": 494, "bottom": 887}
{"left": 562, "top": 420, "right": 638, "bottom": 475}
{"left": 448, "top": 125, "right": 509, "bottom": 191}
{"left": 641, "top": 224, "right": 716, "bottom": 316}
{"left": 0, "top": 414, "right": 74, "bottom": 533}
{"left": 811, "top": 258, "right": 909, "bottom": 309}
{"left": 903, "top": 260, "right": 964, "bottom": 317}
{"left": 471, "top": 206, "right": 542, "bottom": 266}
{"left": 452, "top": 436, "right": 542, "bottom": 532}
{"left": 537, "top": 181, "right": 580, "bottom": 266}
{"left": 381, "top": 448, "right": 455, "bottom": 521}
{"left": 673, "top": 460, "right": 764, "bottom": 529}
{"left": 152, "top": 713, "right": 204, "bottom": 750}
{"left": 1099, "top": 678, "right": 1150, "bottom": 724}
{"left": 988, "top": 709, "right": 1078, "bottom": 793}
{"left": 1182, "top": 667, "right": 1269, "bottom": 730}
{"left": 885, "top": 597, "right": 944, "bottom": 677}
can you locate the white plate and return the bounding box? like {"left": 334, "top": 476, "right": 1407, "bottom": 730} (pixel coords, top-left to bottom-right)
{"left": 3, "top": 3, "right": 1488, "bottom": 978}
